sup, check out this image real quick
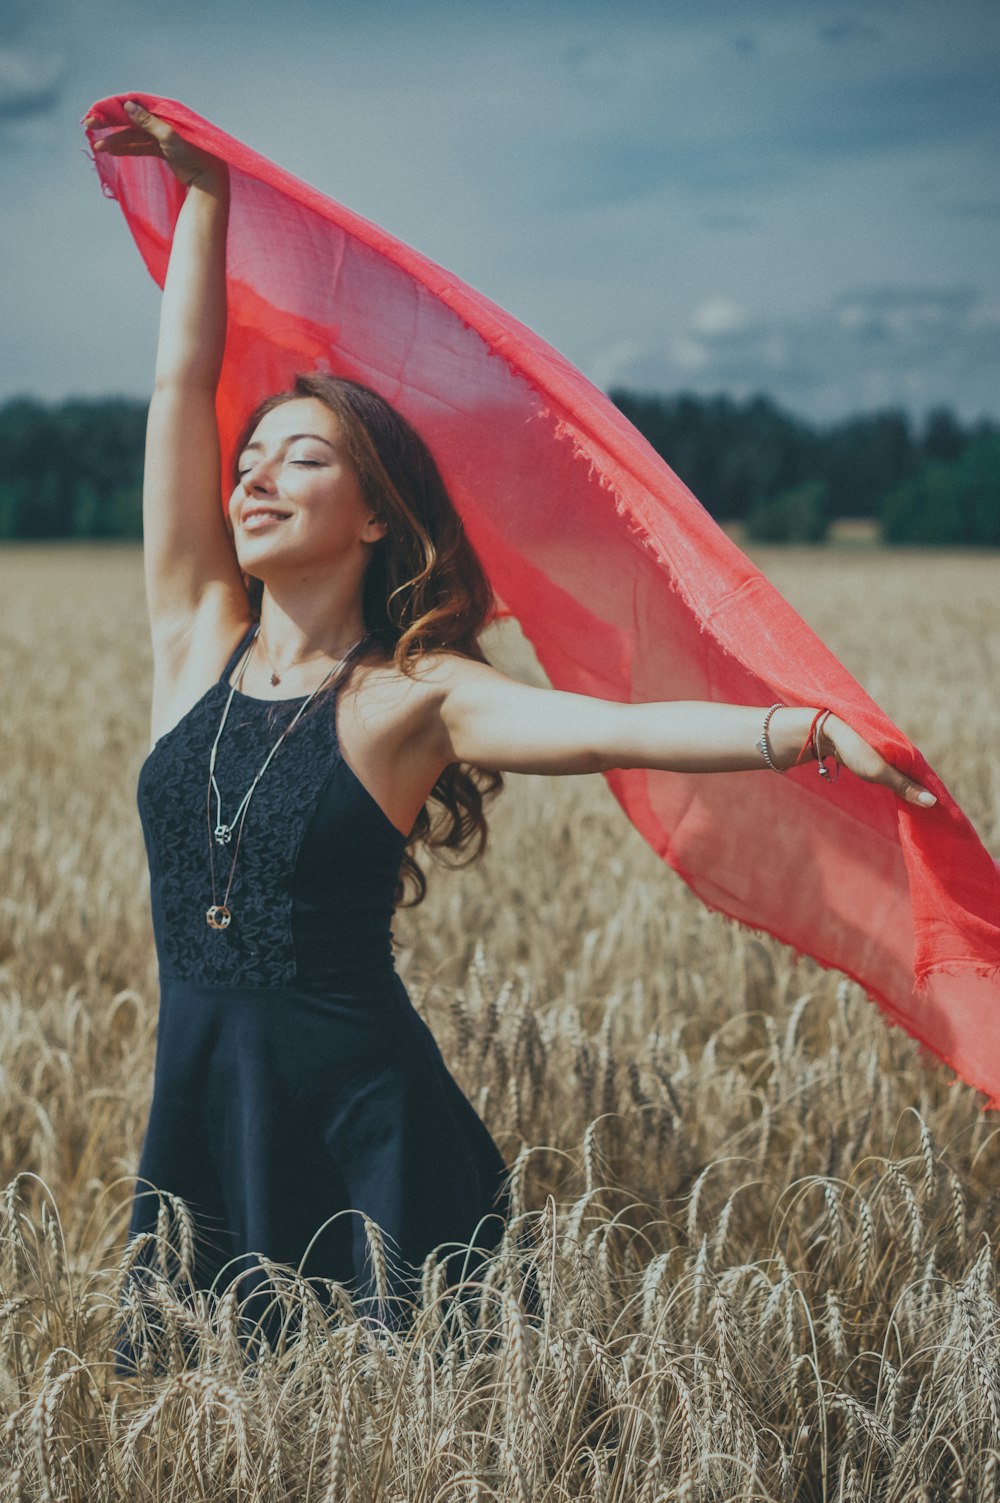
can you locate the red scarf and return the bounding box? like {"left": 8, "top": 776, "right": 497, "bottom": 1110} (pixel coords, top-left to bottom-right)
{"left": 83, "top": 93, "right": 1000, "bottom": 1107}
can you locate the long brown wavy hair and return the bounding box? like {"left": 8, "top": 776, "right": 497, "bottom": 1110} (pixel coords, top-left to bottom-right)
{"left": 229, "top": 371, "right": 504, "bottom": 908}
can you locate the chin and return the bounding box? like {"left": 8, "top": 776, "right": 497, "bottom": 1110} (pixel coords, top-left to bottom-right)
{"left": 236, "top": 542, "right": 288, "bottom": 575}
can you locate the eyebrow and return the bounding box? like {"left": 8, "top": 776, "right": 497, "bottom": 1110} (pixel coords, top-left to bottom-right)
{"left": 239, "top": 432, "right": 337, "bottom": 456}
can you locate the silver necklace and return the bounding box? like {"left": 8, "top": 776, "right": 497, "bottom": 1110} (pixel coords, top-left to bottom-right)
{"left": 204, "top": 625, "right": 365, "bottom": 931}
{"left": 255, "top": 628, "right": 349, "bottom": 687}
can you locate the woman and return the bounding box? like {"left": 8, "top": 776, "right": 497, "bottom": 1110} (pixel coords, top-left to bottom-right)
{"left": 91, "top": 104, "right": 936, "bottom": 1372}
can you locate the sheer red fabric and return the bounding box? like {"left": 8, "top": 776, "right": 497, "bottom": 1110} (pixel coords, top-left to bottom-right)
{"left": 82, "top": 93, "right": 1000, "bottom": 1107}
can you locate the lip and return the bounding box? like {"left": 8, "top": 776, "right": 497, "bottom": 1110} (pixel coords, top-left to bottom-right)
{"left": 241, "top": 507, "right": 291, "bottom": 530}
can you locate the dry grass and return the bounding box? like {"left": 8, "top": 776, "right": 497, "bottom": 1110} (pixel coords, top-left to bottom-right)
{"left": 1, "top": 540, "right": 998, "bottom": 1502}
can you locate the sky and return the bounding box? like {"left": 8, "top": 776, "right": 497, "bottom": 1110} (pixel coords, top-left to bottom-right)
{"left": 2, "top": 0, "right": 998, "bottom": 428}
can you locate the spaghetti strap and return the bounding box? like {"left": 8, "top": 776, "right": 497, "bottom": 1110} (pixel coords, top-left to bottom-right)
{"left": 219, "top": 620, "right": 258, "bottom": 684}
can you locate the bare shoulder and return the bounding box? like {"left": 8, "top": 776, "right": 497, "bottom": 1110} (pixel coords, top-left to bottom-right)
{"left": 396, "top": 649, "right": 511, "bottom": 700}
{"left": 341, "top": 646, "right": 491, "bottom": 731}
{"left": 338, "top": 647, "right": 509, "bottom": 773}
{"left": 406, "top": 649, "right": 506, "bottom": 688}
{"left": 335, "top": 647, "right": 500, "bottom": 832}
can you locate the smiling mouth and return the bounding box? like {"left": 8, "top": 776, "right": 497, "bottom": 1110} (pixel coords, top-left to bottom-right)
{"left": 242, "top": 510, "right": 290, "bottom": 529}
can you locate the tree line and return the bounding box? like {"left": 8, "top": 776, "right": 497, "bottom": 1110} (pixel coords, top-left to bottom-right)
{"left": 1, "top": 390, "right": 997, "bottom": 544}
{"left": 609, "top": 390, "right": 999, "bottom": 544}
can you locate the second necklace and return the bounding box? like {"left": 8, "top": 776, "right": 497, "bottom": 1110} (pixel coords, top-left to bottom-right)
{"left": 204, "top": 625, "right": 367, "bottom": 931}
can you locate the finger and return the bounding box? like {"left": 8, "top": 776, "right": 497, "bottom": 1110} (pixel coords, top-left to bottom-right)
{"left": 94, "top": 125, "right": 152, "bottom": 141}
{"left": 122, "top": 99, "right": 169, "bottom": 139}
{"left": 93, "top": 138, "right": 163, "bottom": 156}
{"left": 91, "top": 126, "right": 159, "bottom": 149}
{"left": 890, "top": 769, "right": 937, "bottom": 807}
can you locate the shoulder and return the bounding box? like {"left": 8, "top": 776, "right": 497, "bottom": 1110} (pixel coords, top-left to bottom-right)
{"left": 342, "top": 647, "right": 510, "bottom": 758}
{"left": 407, "top": 647, "right": 519, "bottom": 693}
{"left": 395, "top": 648, "right": 518, "bottom": 717}
{"left": 335, "top": 645, "right": 459, "bottom": 727}
{"left": 351, "top": 646, "right": 504, "bottom": 700}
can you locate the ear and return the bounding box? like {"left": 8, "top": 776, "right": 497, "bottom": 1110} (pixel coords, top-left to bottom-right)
{"left": 363, "top": 513, "right": 389, "bottom": 544}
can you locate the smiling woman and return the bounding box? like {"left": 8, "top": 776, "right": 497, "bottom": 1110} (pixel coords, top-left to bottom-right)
{"left": 89, "top": 105, "right": 520, "bottom": 1370}
{"left": 80, "top": 95, "right": 972, "bottom": 1377}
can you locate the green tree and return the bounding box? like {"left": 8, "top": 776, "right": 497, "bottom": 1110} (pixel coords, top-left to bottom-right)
{"left": 958, "top": 434, "right": 1000, "bottom": 545}
{"left": 609, "top": 389, "right": 818, "bottom": 522}
{"left": 20, "top": 468, "right": 70, "bottom": 539}
{"left": 107, "top": 482, "right": 144, "bottom": 538}
{"left": 823, "top": 409, "right": 918, "bottom": 519}
{"left": 0, "top": 394, "right": 147, "bottom": 539}
{"left": 921, "top": 405, "right": 965, "bottom": 464}
{"left": 880, "top": 466, "right": 962, "bottom": 543}
{"left": 72, "top": 480, "right": 101, "bottom": 538}
{"left": 745, "top": 479, "right": 830, "bottom": 543}
{"left": 879, "top": 436, "right": 1000, "bottom": 544}
{"left": 0, "top": 479, "right": 31, "bottom": 539}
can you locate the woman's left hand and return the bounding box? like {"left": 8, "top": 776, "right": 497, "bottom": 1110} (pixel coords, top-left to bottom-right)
{"left": 817, "top": 714, "right": 937, "bottom": 807}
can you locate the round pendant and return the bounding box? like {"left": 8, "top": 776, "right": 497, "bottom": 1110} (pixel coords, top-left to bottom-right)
{"left": 214, "top": 824, "right": 233, "bottom": 845}
{"left": 206, "top": 905, "right": 232, "bottom": 930}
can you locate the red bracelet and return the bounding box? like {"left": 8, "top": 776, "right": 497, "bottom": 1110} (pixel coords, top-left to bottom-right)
{"left": 794, "top": 708, "right": 830, "bottom": 767}
{"left": 814, "top": 709, "right": 840, "bottom": 781}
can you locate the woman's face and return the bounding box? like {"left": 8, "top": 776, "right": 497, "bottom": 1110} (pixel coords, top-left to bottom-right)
{"left": 228, "top": 397, "right": 386, "bottom": 578}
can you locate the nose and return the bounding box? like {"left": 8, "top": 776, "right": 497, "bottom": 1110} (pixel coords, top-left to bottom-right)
{"left": 240, "top": 456, "right": 277, "bottom": 494}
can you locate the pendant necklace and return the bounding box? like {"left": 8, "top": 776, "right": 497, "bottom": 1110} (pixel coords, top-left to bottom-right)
{"left": 256, "top": 628, "right": 334, "bottom": 686}
{"left": 205, "top": 624, "right": 367, "bottom": 930}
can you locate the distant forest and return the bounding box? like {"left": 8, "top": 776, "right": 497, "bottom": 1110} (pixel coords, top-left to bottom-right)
{"left": 1, "top": 389, "right": 997, "bottom": 544}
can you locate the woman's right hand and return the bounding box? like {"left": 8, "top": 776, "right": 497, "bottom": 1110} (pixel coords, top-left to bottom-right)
{"left": 84, "top": 100, "right": 228, "bottom": 191}
{"left": 815, "top": 713, "right": 937, "bottom": 807}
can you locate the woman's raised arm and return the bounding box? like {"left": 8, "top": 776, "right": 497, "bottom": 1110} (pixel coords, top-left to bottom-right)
{"left": 88, "top": 102, "right": 248, "bottom": 658}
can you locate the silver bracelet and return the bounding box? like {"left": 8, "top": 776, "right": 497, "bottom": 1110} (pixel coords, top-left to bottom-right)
{"left": 755, "top": 702, "right": 787, "bottom": 774}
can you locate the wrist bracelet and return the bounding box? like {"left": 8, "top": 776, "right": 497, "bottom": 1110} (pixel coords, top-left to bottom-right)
{"left": 755, "top": 702, "right": 787, "bottom": 774}
{"left": 795, "top": 708, "right": 828, "bottom": 767}
{"left": 813, "top": 709, "right": 840, "bottom": 782}
{"left": 758, "top": 702, "right": 841, "bottom": 782}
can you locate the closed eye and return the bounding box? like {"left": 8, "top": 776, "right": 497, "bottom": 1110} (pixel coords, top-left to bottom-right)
{"left": 237, "top": 460, "right": 323, "bottom": 477}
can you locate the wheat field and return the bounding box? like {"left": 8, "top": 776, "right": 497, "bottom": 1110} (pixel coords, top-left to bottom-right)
{"left": 1, "top": 542, "right": 998, "bottom": 1502}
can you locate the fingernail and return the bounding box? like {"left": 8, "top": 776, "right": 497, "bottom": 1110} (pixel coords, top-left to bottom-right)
{"left": 918, "top": 791, "right": 936, "bottom": 806}
{"left": 123, "top": 99, "right": 137, "bottom": 113}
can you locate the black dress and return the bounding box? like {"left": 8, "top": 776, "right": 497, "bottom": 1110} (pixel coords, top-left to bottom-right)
{"left": 113, "top": 623, "right": 511, "bottom": 1372}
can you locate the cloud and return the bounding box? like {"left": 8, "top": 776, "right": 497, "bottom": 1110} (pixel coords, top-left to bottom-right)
{"left": 0, "top": 45, "right": 67, "bottom": 122}
{"left": 1, "top": 0, "right": 997, "bottom": 423}
{"left": 830, "top": 286, "right": 977, "bottom": 340}
{"left": 691, "top": 298, "right": 747, "bottom": 336}
{"left": 589, "top": 285, "right": 999, "bottom": 425}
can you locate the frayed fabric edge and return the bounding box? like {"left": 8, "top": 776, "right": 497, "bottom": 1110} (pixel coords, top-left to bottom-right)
{"left": 914, "top": 959, "right": 1000, "bottom": 994}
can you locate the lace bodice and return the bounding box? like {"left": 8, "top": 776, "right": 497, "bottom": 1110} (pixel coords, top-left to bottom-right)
{"left": 138, "top": 664, "right": 408, "bottom": 990}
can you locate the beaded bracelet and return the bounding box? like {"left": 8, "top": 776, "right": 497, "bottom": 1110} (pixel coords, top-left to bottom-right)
{"left": 757, "top": 702, "right": 839, "bottom": 780}
{"left": 755, "top": 702, "right": 786, "bottom": 773}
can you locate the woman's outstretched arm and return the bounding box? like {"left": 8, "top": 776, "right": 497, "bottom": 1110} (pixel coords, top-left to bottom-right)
{"left": 89, "top": 103, "right": 248, "bottom": 657}
{"left": 428, "top": 655, "right": 937, "bottom": 808}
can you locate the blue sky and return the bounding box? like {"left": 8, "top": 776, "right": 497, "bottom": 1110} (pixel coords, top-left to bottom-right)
{"left": 2, "top": 0, "right": 998, "bottom": 425}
